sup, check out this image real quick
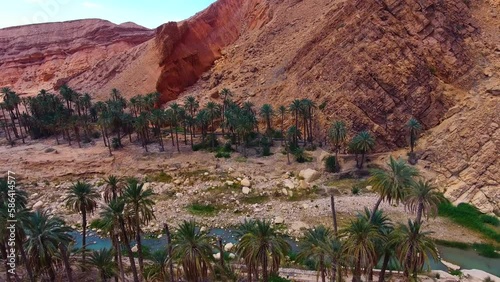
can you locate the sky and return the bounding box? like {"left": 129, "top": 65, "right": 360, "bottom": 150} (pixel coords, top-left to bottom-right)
{"left": 0, "top": 0, "right": 217, "bottom": 29}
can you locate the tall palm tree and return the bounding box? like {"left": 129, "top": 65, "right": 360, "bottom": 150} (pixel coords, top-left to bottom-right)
{"left": 65, "top": 181, "right": 99, "bottom": 265}
{"left": 88, "top": 248, "right": 118, "bottom": 282}
{"left": 259, "top": 104, "right": 274, "bottom": 135}
{"left": 390, "top": 220, "right": 438, "bottom": 279}
{"left": 100, "top": 199, "right": 140, "bottom": 282}
{"left": 170, "top": 103, "right": 182, "bottom": 152}
{"left": 342, "top": 217, "right": 382, "bottom": 282}
{"left": 329, "top": 121, "right": 347, "bottom": 159}
{"left": 405, "top": 179, "right": 445, "bottom": 224}
{"left": 368, "top": 156, "right": 419, "bottom": 221}
{"left": 220, "top": 88, "right": 232, "bottom": 135}
{"left": 205, "top": 102, "right": 220, "bottom": 149}
{"left": 236, "top": 219, "right": 290, "bottom": 282}
{"left": 358, "top": 208, "right": 394, "bottom": 282}
{"left": 24, "top": 210, "right": 73, "bottom": 281}
{"left": 406, "top": 118, "right": 421, "bottom": 154}
{"left": 172, "top": 220, "right": 214, "bottom": 282}
{"left": 122, "top": 180, "right": 156, "bottom": 276}
{"left": 150, "top": 109, "right": 166, "bottom": 152}
{"left": 146, "top": 250, "right": 170, "bottom": 282}
{"left": 184, "top": 96, "right": 199, "bottom": 138}
{"left": 103, "top": 175, "right": 122, "bottom": 203}
{"left": 278, "top": 105, "right": 287, "bottom": 144}
{"left": 289, "top": 99, "right": 302, "bottom": 145}
{"left": 297, "top": 225, "right": 334, "bottom": 282}
{"left": 349, "top": 131, "right": 375, "bottom": 169}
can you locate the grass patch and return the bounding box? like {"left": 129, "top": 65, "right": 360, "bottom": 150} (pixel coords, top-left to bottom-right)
{"left": 286, "top": 186, "right": 319, "bottom": 202}
{"left": 435, "top": 239, "right": 469, "bottom": 250}
{"left": 438, "top": 202, "right": 500, "bottom": 242}
{"left": 186, "top": 203, "right": 219, "bottom": 216}
{"left": 235, "top": 156, "right": 248, "bottom": 163}
{"left": 472, "top": 243, "right": 500, "bottom": 258}
{"left": 241, "top": 195, "right": 270, "bottom": 204}
{"left": 146, "top": 171, "right": 173, "bottom": 183}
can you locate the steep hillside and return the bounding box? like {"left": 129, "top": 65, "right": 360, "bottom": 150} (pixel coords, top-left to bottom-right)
{"left": 0, "top": 19, "right": 155, "bottom": 97}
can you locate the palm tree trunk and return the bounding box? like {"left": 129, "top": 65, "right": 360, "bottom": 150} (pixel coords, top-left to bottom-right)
{"left": 331, "top": 195, "right": 338, "bottom": 235}
{"left": 320, "top": 256, "right": 326, "bottom": 282}
{"left": 370, "top": 196, "right": 383, "bottom": 222}
{"left": 170, "top": 124, "right": 175, "bottom": 146}
{"left": 175, "top": 127, "right": 180, "bottom": 152}
{"left": 218, "top": 237, "right": 224, "bottom": 268}
{"left": 82, "top": 209, "right": 87, "bottom": 266}
{"left": 135, "top": 214, "right": 144, "bottom": 278}
{"left": 416, "top": 202, "right": 424, "bottom": 224}
{"left": 16, "top": 236, "right": 34, "bottom": 282}
{"left": 114, "top": 233, "right": 126, "bottom": 282}
{"left": 1, "top": 241, "right": 12, "bottom": 282}
{"left": 119, "top": 217, "right": 139, "bottom": 282}
{"left": 164, "top": 224, "right": 175, "bottom": 282}
{"left": 75, "top": 125, "right": 81, "bottom": 148}
{"left": 353, "top": 257, "right": 361, "bottom": 282}
{"left": 110, "top": 234, "right": 119, "bottom": 282}
{"left": 59, "top": 243, "right": 74, "bottom": 282}
{"left": 262, "top": 254, "right": 268, "bottom": 282}
{"left": 378, "top": 251, "right": 391, "bottom": 282}
{"left": 15, "top": 107, "right": 24, "bottom": 144}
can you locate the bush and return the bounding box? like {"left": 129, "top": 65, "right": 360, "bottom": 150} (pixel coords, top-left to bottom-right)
{"left": 91, "top": 131, "right": 101, "bottom": 139}
{"left": 262, "top": 146, "right": 272, "bottom": 156}
{"left": 450, "top": 269, "right": 463, "bottom": 277}
{"left": 186, "top": 203, "right": 219, "bottom": 216}
{"left": 269, "top": 274, "right": 292, "bottom": 282}
{"left": 438, "top": 202, "right": 500, "bottom": 242}
{"left": 480, "top": 214, "right": 500, "bottom": 226}
{"left": 192, "top": 135, "right": 220, "bottom": 151}
{"left": 325, "top": 156, "right": 340, "bottom": 173}
{"left": 351, "top": 185, "right": 360, "bottom": 195}
{"left": 472, "top": 243, "right": 500, "bottom": 258}
{"left": 111, "top": 137, "right": 121, "bottom": 149}
{"left": 293, "top": 148, "right": 311, "bottom": 163}
{"left": 215, "top": 151, "right": 231, "bottom": 158}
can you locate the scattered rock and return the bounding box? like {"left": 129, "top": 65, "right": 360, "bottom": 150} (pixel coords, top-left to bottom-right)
{"left": 240, "top": 178, "right": 251, "bottom": 187}
{"left": 281, "top": 188, "right": 288, "bottom": 196}
{"left": 274, "top": 216, "right": 284, "bottom": 224}
{"left": 32, "top": 200, "right": 44, "bottom": 210}
{"left": 131, "top": 245, "right": 138, "bottom": 253}
{"left": 225, "top": 180, "right": 234, "bottom": 186}
{"left": 213, "top": 252, "right": 221, "bottom": 259}
{"left": 224, "top": 242, "right": 234, "bottom": 251}
{"left": 283, "top": 179, "right": 295, "bottom": 189}
{"left": 299, "top": 169, "right": 321, "bottom": 183}
{"left": 299, "top": 180, "right": 309, "bottom": 189}
{"left": 242, "top": 187, "right": 251, "bottom": 195}
{"left": 291, "top": 221, "right": 309, "bottom": 231}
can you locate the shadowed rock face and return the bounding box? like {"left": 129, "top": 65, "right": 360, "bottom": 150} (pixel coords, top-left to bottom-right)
{"left": 154, "top": 0, "right": 271, "bottom": 103}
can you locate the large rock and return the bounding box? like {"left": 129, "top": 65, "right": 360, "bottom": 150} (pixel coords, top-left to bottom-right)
{"left": 282, "top": 179, "right": 295, "bottom": 189}
{"left": 242, "top": 187, "right": 251, "bottom": 195}
{"left": 32, "top": 201, "right": 44, "bottom": 210}
{"left": 240, "top": 178, "right": 251, "bottom": 187}
{"left": 299, "top": 169, "right": 321, "bottom": 183}
{"left": 224, "top": 243, "right": 234, "bottom": 251}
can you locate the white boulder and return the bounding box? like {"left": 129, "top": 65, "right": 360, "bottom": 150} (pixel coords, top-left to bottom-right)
{"left": 242, "top": 187, "right": 251, "bottom": 195}
{"left": 240, "top": 178, "right": 251, "bottom": 187}
{"left": 299, "top": 169, "right": 321, "bottom": 183}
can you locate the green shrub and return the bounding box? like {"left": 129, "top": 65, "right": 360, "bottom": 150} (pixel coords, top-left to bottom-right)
{"left": 325, "top": 156, "right": 340, "bottom": 173}
{"left": 111, "top": 137, "right": 121, "bottom": 149}
{"left": 480, "top": 214, "right": 500, "bottom": 226}
{"left": 186, "top": 203, "right": 219, "bottom": 216}
{"left": 434, "top": 239, "right": 469, "bottom": 250}
{"left": 262, "top": 146, "right": 272, "bottom": 156}
{"left": 269, "top": 274, "right": 292, "bottom": 282}
{"left": 215, "top": 151, "right": 231, "bottom": 158}
{"left": 351, "top": 185, "right": 360, "bottom": 195}
{"left": 293, "top": 148, "right": 311, "bottom": 163}
{"left": 472, "top": 243, "right": 500, "bottom": 258}
{"left": 91, "top": 131, "right": 101, "bottom": 139}
{"left": 450, "top": 269, "right": 462, "bottom": 277}
{"left": 438, "top": 202, "right": 500, "bottom": 242}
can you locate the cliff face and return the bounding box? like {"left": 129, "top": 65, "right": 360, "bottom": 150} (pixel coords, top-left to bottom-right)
{"left": 0, "top": 19, "right": 155, "bottom": 96}
{"left": 0, "top": 0, "right": 498, "bottom": 213}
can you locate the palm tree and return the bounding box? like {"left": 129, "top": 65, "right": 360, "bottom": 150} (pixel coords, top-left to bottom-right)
{"left": 329, "top": 121, "right": 347, "bottom": 159}
{"left": 289, "top": 99, "right": 302, "bottom": 145}
{"left": 342, "top": 217, "right": 382, "bottom": 282}
{"left": 390, "top": 220, "right": 438, "bottom": 279}
{"left": 278, "top": 105, "right": 287, "bottom": 144}
{"left": 259, "top": 104, "right": 274, "bottom": 135}
{"left": 349, "top": 131, "right": 375, "bottom": 169}
{"left": 220, "top": 88, "right": 232, "bottom": 135}
{"left": 88, "top": 248, "right": 118, "bottom": 282}
{"left": 103, "top": 175, "right": 122, "bottom": 203}
{"left": 170, "top": 103, "right": 182, "bottom": 152}
{"left": 406, "top": 118, "right": 421, "bottom": 154}
{"left": 65, "top": 181, "right": 99, "bottom": 265}
{"left": 150, "top": 109, "right": 166, "bottom": 152}
{"left": 184, "top": 95, "right": 199, "bottom": 138}
{"left": 100, "top": 199, "right": 140, "bottom": 282}
{"left": 205, "top": 102, "right": 221, "bottom": 149}
{"left": 172, "top": 220, "right": 214, "bottom": 282}
{"left": 297, "top": 225, "right": 334, "bottom": 282}
{"left": 358, "top": 208, "right": 394, "bottom": 282}
{"left": 368, "top": 156, "right": 419, "bottom": 220}
{"left": 236, "top": 219, "right": 290, "bottom": 282}
{"left": 122, "top": 180, "right": 156, "bottom": 276}
{"left": 405, "top": 179, "right": 445, "bottom": 224}
{"left": 24, "top": 210, "right": 73, "bottom": 281}
{"left": 146, "top": 250, "right": 170, "bottom": 281}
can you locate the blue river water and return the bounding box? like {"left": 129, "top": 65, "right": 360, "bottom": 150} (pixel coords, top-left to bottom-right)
{"left": 72, "top": 230, "right": 500, "bottom": 276}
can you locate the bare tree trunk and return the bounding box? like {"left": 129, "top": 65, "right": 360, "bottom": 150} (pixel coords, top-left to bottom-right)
{"left": 59, "top": 243, "right": 74, "bottom": 282}
{"left": 164, "top": 224, "right": 175, "bottom": 282}
{"left": 331, "top": 195, "right": 338, "bottom": 235}
{"left": 218, "top": 237, "right": 224, "bottom": 268}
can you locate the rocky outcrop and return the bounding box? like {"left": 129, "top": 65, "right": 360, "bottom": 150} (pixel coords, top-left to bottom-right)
{"left": 154, "top": 0, "right": 271, "bottom": 103}
{"left": 0, "top": 19, "right": 155, "bottom": 96}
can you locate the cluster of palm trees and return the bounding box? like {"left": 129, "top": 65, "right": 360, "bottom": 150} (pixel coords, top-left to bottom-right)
{"left": 2, "top": 86, "right": 426, "bottom": 164}
{"left": 1, "top": 153, "right": 444, "bottom": 282}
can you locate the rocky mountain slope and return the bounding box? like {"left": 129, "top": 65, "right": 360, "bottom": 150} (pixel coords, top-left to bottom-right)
{"left": 0, "top": 0, "right": 498, "bottom": 213}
